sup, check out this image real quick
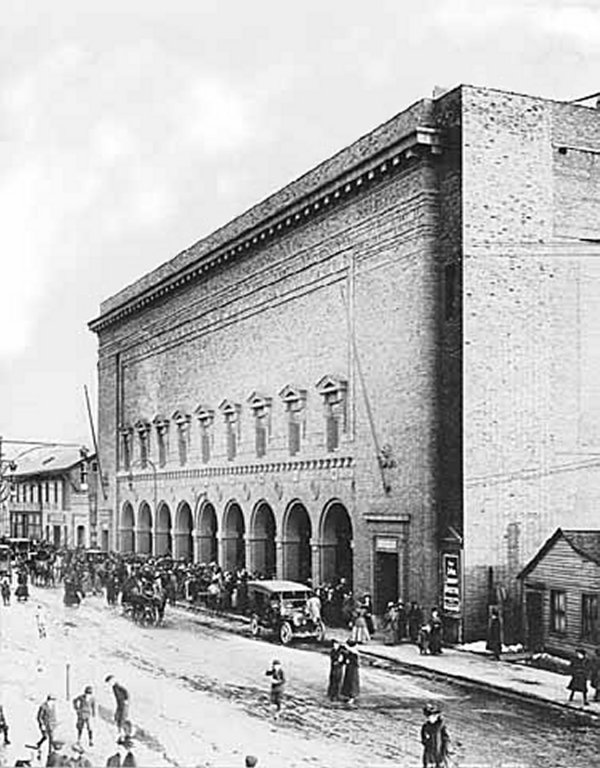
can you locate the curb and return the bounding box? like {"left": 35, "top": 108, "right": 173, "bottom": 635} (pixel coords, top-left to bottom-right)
{"left": 174, "top": 600, "right": 600, "bottom": 725}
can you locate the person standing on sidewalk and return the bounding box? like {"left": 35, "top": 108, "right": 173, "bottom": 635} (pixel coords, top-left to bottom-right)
{"left": 421, "top": 703, "right": 450, "bottom": 768}
{"left": 429, "top": 608, "right": 443, "bottom": 655}
{"left": 567, "top": 649, "right": 589, "bottom": 706}
{"left": 408, "top": 602, "right": 423, "bottom": 644}
{"left": 1, "top": 575, "right": 10, "bottom": 606}
{"left": 590, "top": 648, "right": 600, "bottom": 702}
{"left": 486, "top": 607, "right": 502, "bottom": 660}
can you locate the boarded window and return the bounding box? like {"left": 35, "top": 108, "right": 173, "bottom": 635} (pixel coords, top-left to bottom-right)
{"left": 140, "top": 434, "right": 148, "bottom": 469}
{"left": 582, "top": 593, "right": 599, "bottom": 642}
{"left": 289, "top": 420, "right": 301, "bottom": 456}
{"left": 550, "top": 589, "right": 566, "bottom": 634}
{"left": 178, "top": 429, "right": 188, "bottom": 466}
{"left": 227, "top": 425, "right": 237, "bottom": 461}
{"left": 256, "top": 420, "right": 267, "bottom": 458}
{"left": 157, "top": 432, "right": 167, "bottom": 468}
{"left": 326, "top": 412, "right": 339, "bottom": 452}
{"left": 201, "top": 428, "right": 211, "bottom": 464}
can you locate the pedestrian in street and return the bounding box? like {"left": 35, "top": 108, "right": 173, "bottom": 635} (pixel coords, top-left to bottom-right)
{"left": 395, "top": 601, "right": 407, "bottom": 643}
{"left": 15, "top": 569, "right": 29, "bottom": 602}
{"left": 35, "top": 694, "right": 57, "bottom": 759}
{"left": 382, "top": 602, "right": 397, "bottom": 646}
{"left": 0, "top": 703, "right": 10, "bottom": 745}
{"left": 418, "top": 623, "right": 431, "bottom": 655}
{"left": 421, "top": 703, "right": 450, "bottom": 768}
{"left": 327, "top": 639, "right": 346, "bottom": 701}
{"left": 590, "top": 648, "right": 600, "bottom": 703}
{"left": 1, "top": 575, "right": 10, "bottom": 606}
{"left": 486, "top": 606, "right": 502, "bottom": 661}
{"left": 340, "top": 640, "right": 360, "bottom": 706}
{"left": 35, "top": 604, "right": 48, "bottom": 640}
{"left": 73, "top": 685, "right": 96, "bottom": 747}
{"left": 362, "top": 594, "right": 375, "bottom": 636}
{"left": 567, "top": 648, "right": 589, "bottom": 706}
{"left": 429, "top": 608, "right": 443, "bottom": 655}
{"left": 244, "top": 757, "right": 258, "bottom": 767}
{"left": 265, "top": 659, "right": 285, "bottom": 720}
{"left": 105, "top": 675, "right": 131, "bottom": 740}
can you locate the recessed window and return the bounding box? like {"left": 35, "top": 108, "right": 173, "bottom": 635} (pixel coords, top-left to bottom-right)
{"left": 247, "top": 392, "right": 272, "bottom": 459}
{"left": 195, "top": 405, "right": 215, "bottom": 465}
{"left": 550, "top": 589, "right": 566, "bottom": 634}
{"left": 153, "top": 416, "right": 170, "bottom": 468}
{"left": 172, "top": 411, "right": 191, "bottom": 466}
{"left": 219, "top": 400, "right": 241, "bottom": 462}
{"left": 316, "top": 376, "right": 348, "bottom": 453}
{"left": 582, "top": 593, "right": 599, "bottom": 642}
{"left": 280, "top": 385, "right": 307, "bottom": 457}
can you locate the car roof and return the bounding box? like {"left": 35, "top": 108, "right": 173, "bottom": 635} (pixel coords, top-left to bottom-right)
{"left": 247, "top": 579, "right": 313, "bottom": 594}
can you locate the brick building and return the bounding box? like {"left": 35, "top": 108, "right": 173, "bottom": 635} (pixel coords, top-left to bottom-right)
{"left": 4, "top": 444, "right": 104, "bottom": 549}
{"left": 89, "top": 85, "right": 600, "bottom": 641}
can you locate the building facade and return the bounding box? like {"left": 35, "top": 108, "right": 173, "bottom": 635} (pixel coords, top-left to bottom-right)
{"left": 90, "top": 85, "right": 600, "bottom": 641}
{"left": 4, "top": 445, "right": 105, "bottom": 549}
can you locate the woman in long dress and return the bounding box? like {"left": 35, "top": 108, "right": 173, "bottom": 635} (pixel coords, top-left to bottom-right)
{"left": 340, "top": 640, "right": 360, "bottom": 705}
{"left": 327, "top": 640, "right": 346, "bottom": 701}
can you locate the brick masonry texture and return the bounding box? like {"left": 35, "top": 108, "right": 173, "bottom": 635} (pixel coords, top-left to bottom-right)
{"left": 92, "top": 85, "right": 600, "bottom": 641}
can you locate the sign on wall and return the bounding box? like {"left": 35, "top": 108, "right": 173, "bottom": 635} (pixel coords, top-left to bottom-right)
{"left": 375, "top": 536, "right": 398, "bottom": 553}
{"left": 442, "top": 553, "right": 461, "bottom": 614}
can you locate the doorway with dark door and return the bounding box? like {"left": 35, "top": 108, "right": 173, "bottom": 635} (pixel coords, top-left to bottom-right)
{"left": 375, "top": 551, "right": 399, "bottom": 614}
{"left": 53, "top": 525, "right": 61, "bottom": 547}
{"left": 525, "top": 589, "right": 544, "bottom": 652}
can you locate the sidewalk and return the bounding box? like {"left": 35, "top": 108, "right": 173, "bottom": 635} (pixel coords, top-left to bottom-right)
{"left": 176, "top": 600, "right": 600, "bottom": 723}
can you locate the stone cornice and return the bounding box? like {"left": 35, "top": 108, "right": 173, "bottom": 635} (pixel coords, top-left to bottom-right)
{"left": 117, "top": 455, "right": 354, "bottom": 484}
{"left": 89, "top": 125, "right": 443, "bottom": 334}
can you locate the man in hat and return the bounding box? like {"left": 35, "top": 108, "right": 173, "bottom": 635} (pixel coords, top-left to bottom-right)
{"left": 105, "top": 675, "right": 131, "bottom": 740}
{"left": 73, "top": 684, "right": 96, "bottom": 747}
{"left": 421, "top": 703, "right": 450, "bottom": 768}
{"left": 35, "top": 694, "right": 57, "bottom": 758}
{"left": 0, "top": 703, "right": 10, "bottom": 745}
{"left": 265, "top": 659, "right": 285, "bottom": 720}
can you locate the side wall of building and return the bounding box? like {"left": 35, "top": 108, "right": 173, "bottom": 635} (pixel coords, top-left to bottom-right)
{"left": 462, "top": 87, "right": 600, "bottom": 639}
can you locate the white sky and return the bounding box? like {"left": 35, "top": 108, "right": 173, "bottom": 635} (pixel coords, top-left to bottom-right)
{"left": 0, "top": 0, "right": 599, "bottom": 445}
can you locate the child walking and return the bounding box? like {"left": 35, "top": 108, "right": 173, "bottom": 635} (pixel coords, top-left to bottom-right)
{"left": 265, "top": 659, "right": 285, "bottom": 720}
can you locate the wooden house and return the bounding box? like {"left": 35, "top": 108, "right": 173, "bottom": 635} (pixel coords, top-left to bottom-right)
{"left": 517, "top": 528, "right": 600, "bottom": 656}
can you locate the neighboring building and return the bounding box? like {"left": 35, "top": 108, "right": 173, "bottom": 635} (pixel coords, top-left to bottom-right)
{"left": 518, "top": 528, "right": 600, "bottom": 656}
{"left": 89, "top": 84, "right": 600, "bottom": 641}
{"left": 5, "top": 444, "right": 105, "bottom": 549}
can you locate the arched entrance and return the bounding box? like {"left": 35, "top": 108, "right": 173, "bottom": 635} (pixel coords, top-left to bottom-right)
{"left": 197, "top": 502, "right": 218, "bottom": 564}
{"left": 137, "top": 502, "right": 153, "bottom": 554}
{"left": 120, "top": 502, "right": 135, "bottom": 553}
{"left": 222, "top": 501, "right": 245, "bottom": 572}
{"left": 156, "top": 502, "right": 173, "bottom": 556}
{"left": 250, "top": 501, "right": 276, "bottom": 578}
{"left": 175, "top": 502, "right": 193, "bottom": 561}
{"left": 320, "top": 500, "right": 353, "bottom": 586}
{"left": 283, "top": 501, "right": 312, "bottom": 584}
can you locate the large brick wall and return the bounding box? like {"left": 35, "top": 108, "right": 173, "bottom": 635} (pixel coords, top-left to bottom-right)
{"left": 94, "top": 136, "right": 450, "bottom": 612}
{"left": 462, "top": 86, "right": 600, "bottom": 638}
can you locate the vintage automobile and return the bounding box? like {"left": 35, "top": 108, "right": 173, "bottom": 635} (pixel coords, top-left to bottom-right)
{"left": 247, "top": 579, "right": 326, "bottom": 645}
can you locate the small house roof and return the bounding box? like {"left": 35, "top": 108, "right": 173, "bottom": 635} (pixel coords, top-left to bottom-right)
{"left": 518, "top": 528, "right": 600, "bottom": 579}
{"left": 9, "top": 445, "right": 91, "bottom": 479}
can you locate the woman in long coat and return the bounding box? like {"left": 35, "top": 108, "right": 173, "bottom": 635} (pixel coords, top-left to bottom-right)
{"left": 486, "top": 607, "right": 502, "bottom": 660}
{"left": 327, "top": 640, "right": 346, "bottom": 701}
{"left": 340, "top": 640, "right": 360, "bottom": 705}
{"left": 567, "top": 649, "right": 589, "bottom": 706}
{"left": 429, "top": 608, "right": 443, "bottom": 655}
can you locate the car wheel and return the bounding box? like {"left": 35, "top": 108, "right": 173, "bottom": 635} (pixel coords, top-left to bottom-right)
{"left": 315, "top": 620, "right": 326, "bottom": 644}
{"left": 250, "top": 616, "right": 260, "bottom": 637}
{"left": 279, "top": 621, "right": 293, "bottom": 645}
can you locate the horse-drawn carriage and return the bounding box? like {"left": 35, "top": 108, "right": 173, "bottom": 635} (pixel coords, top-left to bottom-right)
{"left": 121, "top": 578, "right": 166, "bottom": 627}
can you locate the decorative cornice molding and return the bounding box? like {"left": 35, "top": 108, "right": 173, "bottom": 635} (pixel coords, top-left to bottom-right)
{"left": 117, "top": 455, "right": 354, "bottom": 484}
{"left": 89, "top": 126, "right": 442, "bottom": 333}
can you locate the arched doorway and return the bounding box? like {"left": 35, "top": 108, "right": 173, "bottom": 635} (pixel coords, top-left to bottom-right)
{"left": 120, "top": 502, "right": 135, "bottom": 553}
{"left": 137, "top": 502, "right": 153, "bottom": 554}
{"left": 197, "top": 502, "right": 218, "bottom": 564}
{"left": 222, "top": 501, "right": 245, "bottom": 572}
{"left": 320, "top": 500, "right": 353, "bottom": 586}
{"left": 250, "top": 502, "right": 276, "bottom": 578}
{"left": 156, "top": 502, "right": 173, "bottom": 556}
{"left": 175, "top": 502, "right": 193, "bottom": 561}
{"left": 283, "top": 501, "right": 312, "bottom": 584}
